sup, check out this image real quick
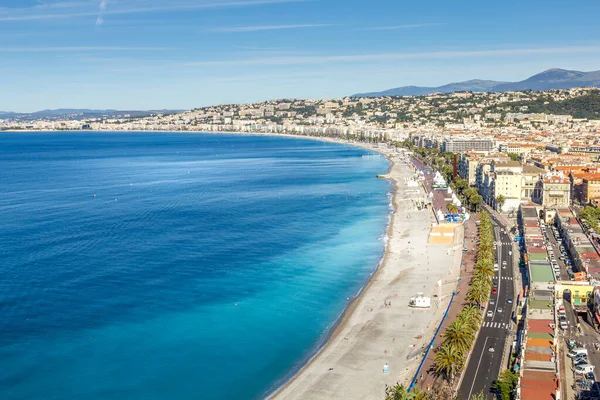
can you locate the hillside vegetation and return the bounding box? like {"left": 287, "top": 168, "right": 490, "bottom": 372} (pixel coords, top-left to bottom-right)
{"left": 491, "top": 90, "right": 600, "bottom": 119}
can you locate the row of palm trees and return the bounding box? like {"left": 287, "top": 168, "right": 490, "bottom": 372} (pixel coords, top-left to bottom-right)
{"left": 433, "top": 212, "right": 495, "bottom": 386}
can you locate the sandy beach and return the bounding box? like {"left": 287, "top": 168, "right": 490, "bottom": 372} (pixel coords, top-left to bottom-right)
{"left": 271, "top": 143, "right": 464, "bottom": 400}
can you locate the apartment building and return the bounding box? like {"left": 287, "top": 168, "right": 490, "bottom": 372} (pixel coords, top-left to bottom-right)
{"left": 582, "top": 173, "right": 600, "bottom": 205}
{"left": 542, "top": 172, "right": 571, "bottom": 207}
{"left": 492, "top": 161, "right": 523, "bottom": 212}
{"left": 441, "top": 137, "right": 494, "bottom": 153}
{"left": 522, "top": 165, "right": 545, "bottom": 204}
{"left": 458, "top": 152, "right": 484, "bottom": 186}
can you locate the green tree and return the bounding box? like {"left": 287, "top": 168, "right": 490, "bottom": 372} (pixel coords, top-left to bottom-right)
{"left": 507, "top": 153, "right": 520, "bottom": 161}
{"left": 470, "top": 390, "right": 485, "bottom": 400}
{"left": 384, "top": 383, "right": 428, "bottom": 400}
{"left": 453, "top": 178, "right": 468, "bottom": 195}
{"left": 492, "top": 369, "right": 518, "bottom": 400}
{"left": 469, "top": 194, "right": 483, "bottom": 212}
{"left": 434, "top": 344, "right": 464, "bottom": 382}
{"left": 496, "top": 195, "right": 506, "bottom": 212}
{"left": 443, "top": 319, "right": 475, "bottom": 354}
{"left": 446, "top": 203, "right": 459, "bottom": 214}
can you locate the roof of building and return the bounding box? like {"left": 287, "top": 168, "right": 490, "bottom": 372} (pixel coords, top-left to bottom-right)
{"left": 523, "top": 165, "right": 546, "bottom": 174}
{"left": 495, "top": 160, "right": 521, "bottom": 167}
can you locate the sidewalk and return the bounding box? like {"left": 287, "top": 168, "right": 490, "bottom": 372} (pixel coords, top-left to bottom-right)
{"left": 416, "top": 216, "right": 478, "bottom": 392}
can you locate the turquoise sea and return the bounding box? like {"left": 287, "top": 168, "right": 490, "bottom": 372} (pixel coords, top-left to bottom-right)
{"left": 0, "top": 132, "right": 391, "bottom": 400}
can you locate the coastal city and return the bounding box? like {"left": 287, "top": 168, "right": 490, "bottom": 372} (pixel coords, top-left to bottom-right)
{"left": 5, "top": 86, "right": 600, "bottom": 399}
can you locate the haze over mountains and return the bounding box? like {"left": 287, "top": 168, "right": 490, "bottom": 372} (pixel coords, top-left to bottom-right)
{"left": 0, "top": 109, "right": 182, "bottom": 121}
{"left": 353, "top": 68, "right": 600, "bottom": 97}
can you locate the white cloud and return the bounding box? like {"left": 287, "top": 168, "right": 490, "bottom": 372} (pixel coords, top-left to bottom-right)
{"left": 96, "top": 0, "right": 108, "bottom": 26}
{"left": 0, "top": 46, "right": 174, "bottom": 52}
{"left": 0, "top": 0, "right": 309, "bottom": 22}
{"left": 182, "top": 45, "right": 600, "bottom": 67}
{"left": 362, "top": 23, "right": 443, "bottom": 31}
{"left": 207, "top": 24, "right": 329, "bottom": 33}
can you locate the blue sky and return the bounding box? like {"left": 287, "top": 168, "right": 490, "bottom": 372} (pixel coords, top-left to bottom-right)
{"left": 1, "top": 0, "right": 600, "bottom": 112}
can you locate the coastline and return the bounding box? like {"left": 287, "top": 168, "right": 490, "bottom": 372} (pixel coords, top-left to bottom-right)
{"left": 7, "top": 130, "right": 459, "bottom": 399}
{"left": 268, "top": 138, "right": 462, "bottom": 399}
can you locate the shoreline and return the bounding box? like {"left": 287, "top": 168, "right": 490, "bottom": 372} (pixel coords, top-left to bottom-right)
{"left": 7, "top": 130, "right": 457, "bottom": 399}
{"left": 264, "top": 143, "right": 398, "bottom": 399}
{"left": 268, "top": 137, "right": 461, "bottom": 399}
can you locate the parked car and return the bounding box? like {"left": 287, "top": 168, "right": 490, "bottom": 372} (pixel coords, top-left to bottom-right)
{"left": 487, "top": 311, "right": 493, "bottom": 318}
{"left": 575, "top": 365, "right": 595, "bottom": 375}
{"left": 492, "top": 288, "right": 497, "bottom": 295}
{"left": 569, "top": 348, "right": 589, "bottom": 358}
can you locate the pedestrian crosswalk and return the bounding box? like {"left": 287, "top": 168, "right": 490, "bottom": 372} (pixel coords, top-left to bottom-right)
{"left": 500, "top": 276, "right": 513, "bottom": 281}
{"left": 482, "top": 321, "right": 510, "bottom": 329}
{"left": 494, "top": 242, "right": 513, "bottom": 246}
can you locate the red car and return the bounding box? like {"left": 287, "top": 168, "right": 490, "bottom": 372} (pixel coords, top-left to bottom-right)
{"left": 491, "top": 288, "right": 497, "bottom": 295}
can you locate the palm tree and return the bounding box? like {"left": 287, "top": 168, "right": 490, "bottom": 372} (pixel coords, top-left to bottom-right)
{"left": 443, "top": 319, "right": 475, "bottom": 354}
{"left": 496, "top": 195, "right": 506, "bottom": 212}
{"left": 434, "top": 344, "right": 465, "bottom": 382}
{"left": 384, "top": 383, "right": 429, "bottom": 400}
{"left": 470, "top": 390, "right": 485, "bottom": 400}
{"left": 446, "top": 203, "right": 459, "bottom": 214}
{"left": 461, "top": 305, "right": 482, "bottom": 326}
{"left": 474, "top": 261, "right": 494, "bottom": 280}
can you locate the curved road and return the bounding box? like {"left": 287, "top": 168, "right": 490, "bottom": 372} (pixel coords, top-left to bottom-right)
{"left": 459, "top": 213, "right": 515, "bottom": 399}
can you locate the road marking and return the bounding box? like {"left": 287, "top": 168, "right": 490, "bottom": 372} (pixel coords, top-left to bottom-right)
{"left": 467, "top": 336, "right": 490, "bottom": 400}
{"left": 494, "top": 227, "right": 502, "bottom": 315}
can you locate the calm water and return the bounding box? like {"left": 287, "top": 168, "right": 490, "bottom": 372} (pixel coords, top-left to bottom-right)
{"left": 0, "top": 132, "right": 390, "bottom": 400}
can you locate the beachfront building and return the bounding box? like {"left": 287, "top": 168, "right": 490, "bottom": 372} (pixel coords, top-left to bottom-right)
{"left": 492, "top": 161, "right": 523, "bottom": 212}
{"left": 441, "top": 137, "right": 495, "bottom": 153}
{"left": 542, "top": 173, "right": 571, "bottom": 208}
{"left": 458, "top": 152, "right": 484, "bottom": 186}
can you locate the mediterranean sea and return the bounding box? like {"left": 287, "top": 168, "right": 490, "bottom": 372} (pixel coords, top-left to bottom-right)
{"left": 0, "top": 132, "right": 390, "bottom": 400}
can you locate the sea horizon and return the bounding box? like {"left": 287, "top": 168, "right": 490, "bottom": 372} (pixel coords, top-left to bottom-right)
{"left": 0, "top": 131, "right": 391, "bottom": 400}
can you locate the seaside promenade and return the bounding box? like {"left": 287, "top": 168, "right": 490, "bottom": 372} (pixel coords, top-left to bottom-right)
{"left": 416, "top": 216, "right": 478, "bottom": 393}
{"left": 272, "top": 147, "right": 464, "bottom": 400}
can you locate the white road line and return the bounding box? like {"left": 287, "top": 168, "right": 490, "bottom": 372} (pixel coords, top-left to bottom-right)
{"left": 467, "top": 336, "right": 490, "bottom": 400}
{"left": 494, "top": 227, "right": 502, "bottom": 315}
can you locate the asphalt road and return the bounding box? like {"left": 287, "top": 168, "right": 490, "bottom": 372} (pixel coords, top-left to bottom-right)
{"left": 459, "top": 213, "right": 515, "bottom": 399}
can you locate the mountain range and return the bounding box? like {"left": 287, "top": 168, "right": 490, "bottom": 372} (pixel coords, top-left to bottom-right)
{"left": 352, "top": 68, "right": 600, "bottom": 97}
{"left": 0, "top": 108, "right": 182, "bottom": 121}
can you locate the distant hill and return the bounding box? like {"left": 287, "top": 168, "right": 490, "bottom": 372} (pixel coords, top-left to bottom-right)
{"left": 0, "top": 108, "right": 183, "bottom": 121}
{"left": 353, "top": 68, "right": 600, "bottom": 97}
{"left": 488, "top": 90, "right": 600, "bottom": 119}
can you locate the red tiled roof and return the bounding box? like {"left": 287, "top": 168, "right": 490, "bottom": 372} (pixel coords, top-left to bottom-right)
{"left": 520, "top": 371, "right": 557, "bottom": 400}
{"left": 581, "top": 252, "right": 600, "bottom": 260}
{"left": 527, "top": 320, "right": 555, "bottom": 335}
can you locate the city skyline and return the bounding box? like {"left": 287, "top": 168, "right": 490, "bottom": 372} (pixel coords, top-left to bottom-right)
{"left": 2, "top": 0, "right": 600, "bottom": 112}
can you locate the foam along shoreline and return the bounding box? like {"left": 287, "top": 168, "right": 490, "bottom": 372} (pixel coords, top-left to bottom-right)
{"left": 269, "top": 141, "right": 463, "bottom": 400}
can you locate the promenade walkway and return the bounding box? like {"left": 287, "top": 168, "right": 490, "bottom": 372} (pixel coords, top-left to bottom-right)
{"left": 416, "top": 216, "right": 478, "bottom": 393}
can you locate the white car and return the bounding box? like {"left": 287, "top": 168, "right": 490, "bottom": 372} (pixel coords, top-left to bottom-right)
{"left": 487, "top": 311, "right": 493, "bottom": 318}
{"left": 498, "top": 308, "right": 503, "bottom": 313}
